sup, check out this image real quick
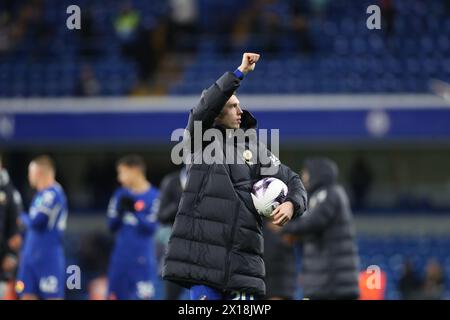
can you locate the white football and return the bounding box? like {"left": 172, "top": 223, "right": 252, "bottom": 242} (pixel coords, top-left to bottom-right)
{"left": 251, "top": 177, "right": 288, "bottom": 217}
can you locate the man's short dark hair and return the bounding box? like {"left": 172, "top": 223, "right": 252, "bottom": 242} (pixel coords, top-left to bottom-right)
{"left": 117, "top": 154, "right": 146, "bottom": 173}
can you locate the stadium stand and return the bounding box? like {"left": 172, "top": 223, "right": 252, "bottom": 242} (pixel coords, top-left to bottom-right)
{"left": 0, "top": 0, "right": 449, "bottom": 96}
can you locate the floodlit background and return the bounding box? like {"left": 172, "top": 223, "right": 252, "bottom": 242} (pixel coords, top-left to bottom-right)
{"left": 1, "top": 0, "right": 450, "bottom": 299}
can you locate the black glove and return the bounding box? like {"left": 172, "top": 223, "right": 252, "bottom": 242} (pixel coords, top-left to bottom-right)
{"left": 118, "top": 196, "right": 136, "bottom": 215}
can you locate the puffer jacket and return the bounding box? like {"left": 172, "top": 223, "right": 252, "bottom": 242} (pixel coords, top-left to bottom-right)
{"left": 282, "top": 158, "right": 360, "bottom": 299}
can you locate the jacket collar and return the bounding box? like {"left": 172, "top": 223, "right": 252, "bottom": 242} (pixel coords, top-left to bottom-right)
{"left": 241, "top": 110, "right": 257, "bottom": 129}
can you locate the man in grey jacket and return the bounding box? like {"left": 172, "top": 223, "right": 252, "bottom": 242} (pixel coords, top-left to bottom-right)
{"left": 281, "top": 157, "right": 360, "bottom": 300}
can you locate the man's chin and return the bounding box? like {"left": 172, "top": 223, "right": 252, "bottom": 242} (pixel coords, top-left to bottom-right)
{"left": 224, "top": 124, "right": 240, "bottom": 129}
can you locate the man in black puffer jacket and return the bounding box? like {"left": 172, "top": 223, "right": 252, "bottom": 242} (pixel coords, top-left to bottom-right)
{"left": 163, "top": 53, "right": 308, "bottom": 300}
{"left": 281, "top": 157, "right": 360, "bottom": 300}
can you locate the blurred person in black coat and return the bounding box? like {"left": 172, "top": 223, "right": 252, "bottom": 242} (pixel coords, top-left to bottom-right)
{"left": 398, "top": 259, "right": 422, "bottom": 300}
{"left": 280, "top": 157, "right": 360, "bottom": 300}
{"left": 422, "top": 258, "right": 445, "bottom": 300}
{"left": 157, "top": 167, "right": 187, "bottom": 300}
{"left": 0, "top": 155, "right": 23, "bottom": 297}
{"left": 263, "top": 221, "right": 297, "bottom": 300}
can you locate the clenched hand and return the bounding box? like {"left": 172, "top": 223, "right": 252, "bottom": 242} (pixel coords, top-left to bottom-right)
{"left": 237, "top": 53, "right": 260, "bottom": 75}
{"left": 270, "top": 201, "right": 294, "bottom": 226}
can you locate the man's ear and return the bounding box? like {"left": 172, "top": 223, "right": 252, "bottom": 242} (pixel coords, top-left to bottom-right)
{"left": 214, "top": 115, "right": 221, "bottom": 126}
{"left": 215, "top": 104, "right": 227, "bottom": 122}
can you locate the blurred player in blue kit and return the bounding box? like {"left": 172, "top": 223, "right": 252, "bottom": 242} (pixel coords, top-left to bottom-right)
{"left": 107, "top": 155, "right": 160, "bottom": 300}
{"left": 16, "top": 155, "right": 68, "bottom": 300}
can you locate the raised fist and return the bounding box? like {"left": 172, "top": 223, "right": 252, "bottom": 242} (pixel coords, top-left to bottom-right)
{"left": 238, "top": 53, "right": 260, "bottom": 75}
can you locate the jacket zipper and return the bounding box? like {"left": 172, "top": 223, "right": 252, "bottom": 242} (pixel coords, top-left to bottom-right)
{"left": 194, "top": 165, "right": 213, "bottom": 207}
{"left": 223, "top": 154, "right": 260, "bottom": 288}
{"left": 223, "top": 200, "right": 241, "bottom": 289}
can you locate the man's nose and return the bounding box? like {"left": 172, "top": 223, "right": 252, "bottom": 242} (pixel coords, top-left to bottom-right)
{"left": 237, "top": 105, "right": 243, "bottom": 114}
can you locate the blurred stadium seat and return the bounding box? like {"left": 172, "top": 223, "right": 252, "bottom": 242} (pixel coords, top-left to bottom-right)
{"left": 0, "top": 0, "right": 448, "bottom": 96}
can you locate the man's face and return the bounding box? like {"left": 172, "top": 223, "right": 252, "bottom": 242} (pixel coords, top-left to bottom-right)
{"left": 301, "top": 169, "right": 310, "bottom": 191}
{"left": 215, "top": 95, "right": 243, "bottom": 129}
{"left": 28, "top": 162, "right": 40, "bottom": 188}
{"left": 117, "top": 164, "right": 139, "bottom": 188}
